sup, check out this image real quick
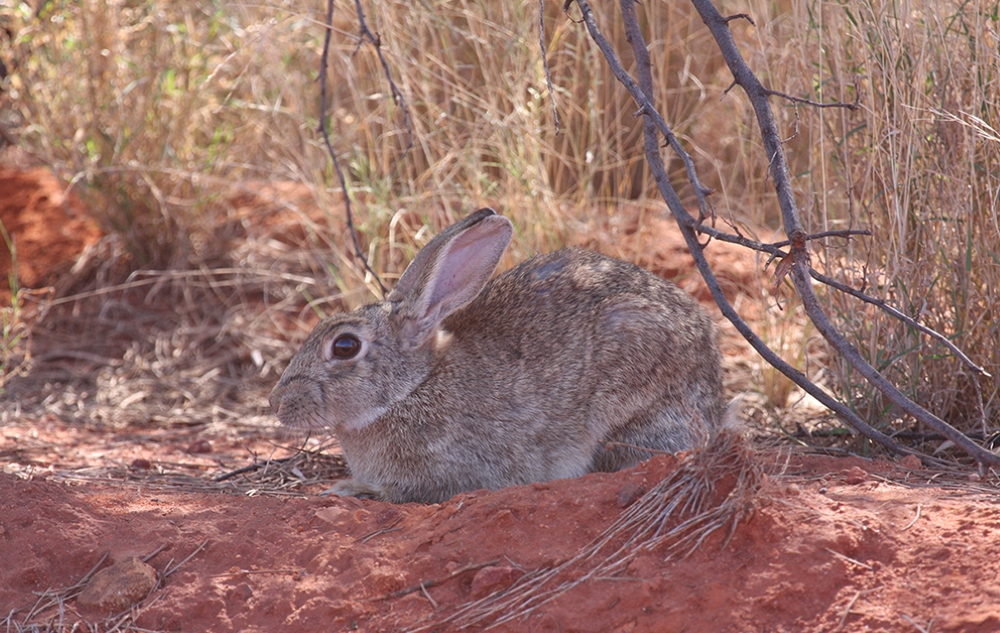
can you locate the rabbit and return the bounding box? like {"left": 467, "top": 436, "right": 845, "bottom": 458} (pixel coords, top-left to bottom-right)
{"left": 269, "top": 208, "right": 725, "bottom": 503}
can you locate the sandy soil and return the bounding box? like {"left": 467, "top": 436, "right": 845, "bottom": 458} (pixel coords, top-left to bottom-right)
{"left": 2, "top": 168, "right": 999, "bottom": 632}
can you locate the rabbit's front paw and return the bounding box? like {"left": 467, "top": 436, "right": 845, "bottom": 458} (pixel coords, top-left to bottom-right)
{"left": 321, "top": 478, "right": 385, "bottom": 501}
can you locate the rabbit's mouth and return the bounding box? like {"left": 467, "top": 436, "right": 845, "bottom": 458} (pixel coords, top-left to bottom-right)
{"left": 330, "top": 406, "right": 390, "bottom": 433}
{"left": 271, "top": 387, "right": 390, "bottom": 435}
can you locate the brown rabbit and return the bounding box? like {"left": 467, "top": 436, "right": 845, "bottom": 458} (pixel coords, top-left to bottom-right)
{"left": 269, "top": 208, "right": 724, "bottom": 503}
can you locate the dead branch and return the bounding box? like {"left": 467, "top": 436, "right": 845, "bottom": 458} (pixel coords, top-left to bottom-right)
{"left": 771, "top": 229, "right": 873, "bottom": 247}
{"left": 808, "top": 268, "right": 989, "bottom": 377}
{"left": 687, "top": 0, "right": 1000, "bottom": 468}
{"left": 318, "top": 0, "right": 387, "bottom": 295}
{"left": 691, "top": 222, "right": 984, "bottom": 381}
{"left": 574, "top": 0, "right": 918, "bottom": 460}
{"left": 538, "top": 0, "right": 562, "bottom": 134}
{"left": 351, "top": 0, "right": 413, "bottom": 156}
{"left": 765, "top": 87, "right": 860, "bottom": 111}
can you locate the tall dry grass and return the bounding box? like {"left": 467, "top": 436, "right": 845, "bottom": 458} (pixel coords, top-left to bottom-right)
{"left": 760, "top": 0, "right": 1000, "bottom": 435}
{"left": 2, "top": 0, "right": 997, "bottom": 436}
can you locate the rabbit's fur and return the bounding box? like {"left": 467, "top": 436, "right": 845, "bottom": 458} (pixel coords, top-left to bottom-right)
{"left": 270, "top": 208, "right": 724, "bottom": 503}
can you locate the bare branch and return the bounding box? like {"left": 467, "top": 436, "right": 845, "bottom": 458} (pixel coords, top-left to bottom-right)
{"left": 695, "top": 220, "right": 988, "bottom": 378}
{"left": 318, "top": 0, "right": 387, "bottom": 296}
{"left": 538, "top": 0, "right": 562, "bottom": 134}
{"left": 688, "top": 0, "right": 1000, "bottom": 467}
{"left": 695, "top": 223, "right": 784, "bottom": 257}
{"left": 771, "top": 229, "right": 872, "bottom": 247}
{"left": 573, "top": 0, "right": 919, "bottom": 460}
{"left": 765, "top": 88, "right": 860, "bottom": 111}
{"left": 808, "top": 268, "right": 990, "bottom": 378}
{"left": 723, "top": 13, "right": 756, "bottom": 26}
{"left": 351, "top": 0, "right": 413, "bottom": 156}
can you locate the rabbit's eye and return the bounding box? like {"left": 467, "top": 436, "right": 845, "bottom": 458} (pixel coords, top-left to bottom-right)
{"left": 330, "top": 334, "right": 362, "bottom": 359}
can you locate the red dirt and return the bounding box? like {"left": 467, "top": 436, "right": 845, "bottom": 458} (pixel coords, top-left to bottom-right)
{"left": 2, "top": 435, "right": 998, "bottom": 633}
{"left": 0, "top": 167, "right": 102, "bottom": 296}
{"left": 2, "top": 169, "right": 999, "bottom": 632}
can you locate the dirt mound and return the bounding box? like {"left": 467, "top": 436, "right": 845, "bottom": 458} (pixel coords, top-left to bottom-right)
{"left": 1, "top": 442, "right": 997, "bottom": 632}
{"left": 0, "top": 168, "right": 102, "bottom": 296}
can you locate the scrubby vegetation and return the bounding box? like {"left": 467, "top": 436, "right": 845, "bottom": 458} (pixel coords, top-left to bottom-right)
{"left": 1, "top": 0, "right": 997, "bottom": 448}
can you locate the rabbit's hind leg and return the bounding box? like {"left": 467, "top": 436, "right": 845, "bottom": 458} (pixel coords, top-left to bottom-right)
{"left": 590, "top": 407, "right": 705, "bottom": 472}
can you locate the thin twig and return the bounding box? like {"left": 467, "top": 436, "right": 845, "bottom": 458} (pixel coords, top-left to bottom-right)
{"left": 824, "top": 547, "right": 873, "bottom": 570}
{"left": 209, "top": 568, "right": 304, "bottom": 578}
{"left": 163, "top": 539, "right": 209, "bottom": 578}
{"left": 141, "top": 543, "right": 169, "bottom": 563}
{"left": 723, "top": 13, "right": 756, "bottom": 25}
{"left": 358, "top": 516, "right": 405, "bottom": 543}
{"left": 833, "top": 587, "right": 880, "bottom": 632}
{"left": 771, "top": 229, "right": 872, "bottom": 247}
{"left": 318, "top": 0, "right": 387, "bottom": 295}
{"left": 351, "top": 0, "right": 413, "bottom": 157}
{"left": 808, "top": 268, "right": 989, "bottom": 377}
{"left": 901, "top": 504, "right": 922, "bottom": 531}
{"left": 765, "top": 87, "right": 860, "bottom": 110}
{"left": 538, "top": 0, "right": 561, "bottom": 134}
{"left": 419, "top": 583, "right": 439, "bottom": 609}
{"left": 376, "top": 561, "right": 499, "bottom": 601}
{"left": 901, "top": 614, "right": 934, "bottom": 633}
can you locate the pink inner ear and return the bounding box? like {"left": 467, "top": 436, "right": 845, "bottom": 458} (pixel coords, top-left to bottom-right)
{"left": 427, "top": 232, "right": 495, "bottom": 308}
{"left": 420, "top": 216, "right": 511, "bottom": 321}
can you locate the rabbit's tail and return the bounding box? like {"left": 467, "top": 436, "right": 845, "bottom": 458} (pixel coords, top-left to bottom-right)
{"left": 717, "top": 394, "right": 747, "bottom": 435}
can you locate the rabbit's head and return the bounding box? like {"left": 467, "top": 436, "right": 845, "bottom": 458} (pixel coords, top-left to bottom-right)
{"left": 269, "top": 208, "right": 513, "bottom": 431}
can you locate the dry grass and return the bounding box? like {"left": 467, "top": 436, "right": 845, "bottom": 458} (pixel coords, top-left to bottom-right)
{"left": 52, "top": 442, "right": 349, "bottom": 496}
{"left": 1, "top": 0, "right": 997, "bottom": 446}
{"left": 802, "top": 0, "right": 1000, "bottom": 437}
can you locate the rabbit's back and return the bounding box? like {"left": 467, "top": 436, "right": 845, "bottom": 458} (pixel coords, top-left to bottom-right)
{"left": 445, "top": 247, "right": 724, "bottom": 456}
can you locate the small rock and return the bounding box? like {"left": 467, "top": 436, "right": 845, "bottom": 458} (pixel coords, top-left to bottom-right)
{"left": 226, "top": 582, "right": 253, "bottom": 602}
{"left": 969, "top": 473, "right": 982, "bottom": 482}
{"left": 77, "top": 557, "right": 157, "bottom": 612}
{"left": 844, "top": 466, "right": 869, "bottom": 485}
{"left": 785, "top": 483, "right": 801, "bottom": 495}
{"left": 615, "top": 482, "right": 645, "bottom": 508}
{"left": 186, "top": 439, "right": 213, "bottom": 454}
{"left": 900, "top": 454, "right": 922, "bottom": 470}
{"left": 130, "top": 458, "right": 152, "bottom": 470}
{"left": 376, "top": 507, "right": 400, "bottom": 526}
{"left": 314, "top": 507, "right": 348, "bottom": 524}
{"left": 470, "top": 566, "right": 524, "bottom": 599}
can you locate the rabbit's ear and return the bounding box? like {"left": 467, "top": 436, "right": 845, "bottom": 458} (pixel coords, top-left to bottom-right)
{"left": 391, "top": 208, "right": 513, "bottom": 344}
